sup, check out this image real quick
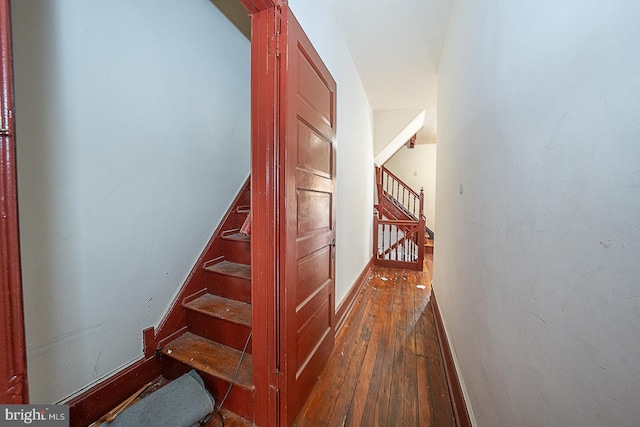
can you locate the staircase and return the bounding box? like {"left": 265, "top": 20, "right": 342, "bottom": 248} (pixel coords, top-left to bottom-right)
{"left": 374, "top": 166, "right": 426, "bottom": 270}
{"left": 157, "top": 182, "right": 254, "bottom": 422}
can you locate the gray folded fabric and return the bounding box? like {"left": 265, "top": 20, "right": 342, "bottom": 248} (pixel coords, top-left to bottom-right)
{"left": 101, "top": 370, "right": 214, "bottom": 427}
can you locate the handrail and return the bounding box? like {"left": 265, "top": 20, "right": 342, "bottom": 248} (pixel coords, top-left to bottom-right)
{"left": 376, "top": 166, "right": 423, "bottom": 220}
{"left": 374, "top": 166, "right": 426, "bottom": 270}
{"left": 373, "top": 215, "right": 425, "bottom": 270}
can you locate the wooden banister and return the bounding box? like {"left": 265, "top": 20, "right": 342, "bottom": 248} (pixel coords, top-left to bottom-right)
{"left": 377, "top": 166, "right": 423, "bottom": 221}
{"left": 373, "top": 216, "right": 425, "bottom": 271}
{"left": 374, "top": 166, "right": 426, "bottom": 270}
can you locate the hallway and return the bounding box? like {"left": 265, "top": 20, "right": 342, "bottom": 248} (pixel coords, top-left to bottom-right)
{"left": 294, "top": 255, "right": 455, "bottom": 426}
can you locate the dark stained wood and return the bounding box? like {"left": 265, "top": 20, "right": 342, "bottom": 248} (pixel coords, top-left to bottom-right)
{"left": 204, "top": 408, "right": 254, "bottom": 427}
{"left": 0, "top": 0, "right": 29, "bottom": 404}
{"left": 205, "top": 260, "right": 252, "bottom": 280}
{"left": 377, "top": 166, "right": 423, "bottom": 220}
{"left": 162, "top": 332, "right": 253, "bottom": 389}
{"left": 161, "top": 332, "right": 254, "bottom": 420}
{"left": 426, "top": 237, "right": 434, "bottom": 254}
{"left": 374, "top": 216, "right": 426, "bottom": 271}
{"left": 185, "top": 294, "right": 252, "bottom": 353}
{"left": 185, "top": 294, "right": 252, "bottom": 327}
{"left": 68, "top": 357, "right": 161, "bottom": 427}
{"left": 432, "top": 290, "right": 473, "bottom": 427}
{"left": 335, "top": 257, "right": 372, "bottom": 335}
{"left": 295, "top": 284, "right": 374, "bottom": 425}
{"left": 223, "top": 232, "right": 251, "bottom": 243}
{"left": 248, "top": 4, "right": 280, "bottom": 425}
{"left": 374, "top": 166, "right": 426, "bottom": 270}
{"left": 222, "top": 232, "right": 251, "bottom": 265}
{"left": 279, "top": 6, "right": 338, "bottom": 425}
{"left": 293, "top": 255, "right": 456, "bottom": 427}
{"left": 205, "top": 260, "right": 252, "bottom": 304}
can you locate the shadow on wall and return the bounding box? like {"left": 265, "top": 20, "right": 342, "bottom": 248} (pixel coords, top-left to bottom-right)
{"left": 13, "top": 0, "right": 76, "bottom": 402}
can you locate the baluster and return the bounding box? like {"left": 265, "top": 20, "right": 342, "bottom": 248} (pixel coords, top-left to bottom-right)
{"left": 383, "top": 223, "right": 388, "bottom": 259}
{"left": 394, "top": 224, "right": 398, "bottom": 260}
{"left": 395, "top": 180, "right": 399, "bottom": 202}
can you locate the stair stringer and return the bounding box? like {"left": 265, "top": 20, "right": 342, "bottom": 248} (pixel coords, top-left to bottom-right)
{"left": 143, "top": 176, "right": 251, "bottom": 356}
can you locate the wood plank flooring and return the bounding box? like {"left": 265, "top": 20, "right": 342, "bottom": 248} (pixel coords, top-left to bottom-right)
{"left": 294, "top": 254, "right": 455, "bottom": 427}
{"left": 92, "top": 254, "right": 452, "bottom": 427}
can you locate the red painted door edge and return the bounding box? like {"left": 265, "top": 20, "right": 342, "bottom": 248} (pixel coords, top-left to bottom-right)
{"left": 248, "top": 5, "right": 281, "bottom": 427}
{"left": 278, "top": 6, "right": 338, "bottom": 424}
{"left": 0, "top": 0, "right": 29, "bottom": 404}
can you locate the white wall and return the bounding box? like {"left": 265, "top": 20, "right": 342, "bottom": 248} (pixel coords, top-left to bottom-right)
{"left": 288, "top": 1, "right": 375, "bottom": 306}
{"left": 435, "top": 1, "right": 640, "bottom": 425}
{"left": 385, "top": 144, "right": 437, "bottom": 231}
{"left": 12, "top": 0, "right": 250, "bottom": 403}
{"left": 373, "top": 109, "right": 425, "bottom": 156}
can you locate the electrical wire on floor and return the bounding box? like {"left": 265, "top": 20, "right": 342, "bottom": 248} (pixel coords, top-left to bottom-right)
{"left": 204, "top": 331, "right": 253, "bottom": 427}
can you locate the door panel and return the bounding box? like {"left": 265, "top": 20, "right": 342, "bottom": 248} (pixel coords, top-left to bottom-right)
{"left": 280, "top": 6, "right": 337, "bottom": 425}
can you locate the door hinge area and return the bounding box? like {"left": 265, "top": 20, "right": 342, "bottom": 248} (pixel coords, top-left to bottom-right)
{"left": 275, "top": 5, "right": 282, "bottom": 58}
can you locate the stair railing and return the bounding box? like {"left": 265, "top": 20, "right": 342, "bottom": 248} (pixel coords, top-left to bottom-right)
{"left": 374, "top": 166, "right": 426, "bottom": 270}
{"left": 373, "top": 216, "right": 425, "bottom": 270}
{"left": 376, "top": 166, "right": 423, "bottom": 220}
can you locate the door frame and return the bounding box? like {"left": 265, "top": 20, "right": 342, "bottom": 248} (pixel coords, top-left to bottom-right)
{"left": 243, "top": 0, "right": 283, "bottom": 425}
{"left": 0, "top": 0, "right": 294, "bottom": 420}
{"left": 0, "top": 0, "right": 29, "bottom": 404}
{"left": 244, "top": 1, "right": 337, "bottom": 425}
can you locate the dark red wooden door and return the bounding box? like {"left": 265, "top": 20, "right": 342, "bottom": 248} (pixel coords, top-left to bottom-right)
{"left": 0, "top": 0, "right": 29, "bottom": 404}
{"left": 279, "top": 6, "right": 337, "bottom": 425}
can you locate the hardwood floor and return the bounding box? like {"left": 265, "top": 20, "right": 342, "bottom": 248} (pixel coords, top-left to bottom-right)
{"left": 91, "top": 254, "right": 452, "bottom": 427}
{"left": 294, "top": 254, "right": 455, "bottom": 427}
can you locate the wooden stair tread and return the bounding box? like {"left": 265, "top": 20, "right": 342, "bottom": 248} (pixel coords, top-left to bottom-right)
{"left": 205, "top": 260, "right": 251, "bottom": 280}
{"left": 223, "top": 232, "right": 251, "bottom": 243}
{"left": 162, "top": 332, "right": 253, "bottom": 390}
{"left": 184, "top": 294, "right": 251, "bottom": 327}
{"left": 204, "top": 409, "right": 253, "bottom": 427}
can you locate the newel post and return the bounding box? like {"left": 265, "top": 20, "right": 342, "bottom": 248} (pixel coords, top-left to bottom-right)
{"left": 419, "top": 187, "right": 424, "bottom": 218}
{"left": 375, "top": 166, "right": 383, "bottom": 219}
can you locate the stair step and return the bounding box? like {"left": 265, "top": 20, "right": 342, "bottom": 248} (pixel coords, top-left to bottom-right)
{"left": 220, "top": 232, "right": 251, "bottom": 264}
{"left": 425, "top": 238, "right": 434, "bottom": 254}
{"left": 207, "top": 409, "right": 253, "bottom": 427}
{"left": 162, "top": 332, "right": 253, "bottom": 391}
{"left": 184, "top": 294, "right": 251, "bottom": 327}
{"left": 205, "top": 260, "right": 251, "bottom": 280}
{"left": 223, "top": 232, "right": 250, "bottom": 243}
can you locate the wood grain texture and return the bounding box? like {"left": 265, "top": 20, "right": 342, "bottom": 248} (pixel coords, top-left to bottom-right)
{"left": 0, "top": 0, "right": 29, "bottom": 404}
{"left": 335, "top": 257, "right": 372, "bottom": 336}
{"left": 294, "top": 254, "right": 456, "bottom": 427}
{"left": 184, "top": 294, "right": 252, "bottom": 353}
{"left": 432, "top": 290, "right": 472, "bottom": 427}
{"left": 68, "top": 357, "right": 162, "bottom": 427}
{"left": 161, "top": 332, "right": 253, "bottom": 389}
{"left": 249, "top": 6, "right": 280, "bottom": 425}
{"left": 185, "top": 294, "right": 252, "bottom": 327}
{"left": 279, "top": 6, "right": 337, "bottom": 425}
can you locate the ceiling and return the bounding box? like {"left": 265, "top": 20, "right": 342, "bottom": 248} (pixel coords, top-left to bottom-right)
{"left": 333, "top": 0, "right": 453, "bottom": 143}
{"left": 214, "top": 0, "right": 453, "bottom": 144}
